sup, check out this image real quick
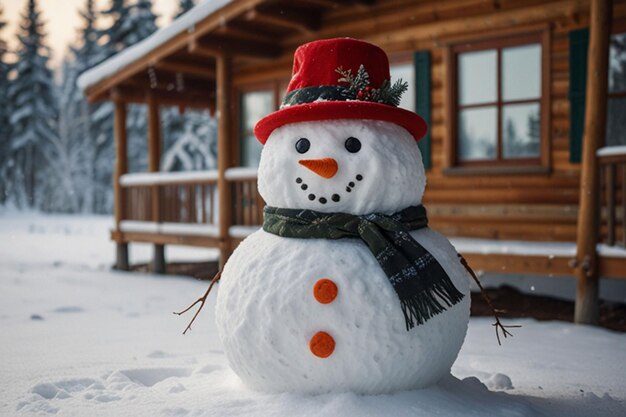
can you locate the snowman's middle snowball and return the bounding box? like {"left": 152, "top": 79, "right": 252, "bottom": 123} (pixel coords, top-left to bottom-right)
{"left": 258, "top": 119, "right": 426, "bottom": 215}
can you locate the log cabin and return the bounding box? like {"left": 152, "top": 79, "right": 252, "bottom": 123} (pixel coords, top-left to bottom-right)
{"left": 78, "top": 0, "right": 626, "bottom": 323}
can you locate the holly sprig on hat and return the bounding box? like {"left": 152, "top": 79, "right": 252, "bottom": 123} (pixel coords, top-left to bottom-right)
{"left": 336, "top": 64, "right": 408, "bottom": 107}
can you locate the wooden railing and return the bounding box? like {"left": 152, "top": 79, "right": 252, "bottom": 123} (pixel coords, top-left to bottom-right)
{"left": 120, "top": 171, "right": 219, "bottom": 226}
{"left": 225, "top": 168, "right": 264, "bottom": 227}
{"left": 118, "top": 168, "right": 265, "bottom": 237}
{"left": 598, "top": 147, "right": 626, "bottom": 248}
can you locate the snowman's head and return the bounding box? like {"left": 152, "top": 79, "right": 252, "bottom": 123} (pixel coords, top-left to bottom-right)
{"left": 258, "top": 119, "right": 425, "bottom": 215}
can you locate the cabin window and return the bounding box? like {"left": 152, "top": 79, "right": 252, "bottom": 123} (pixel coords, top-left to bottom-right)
{"left": 449, "top": 34, "right": 547, "bottom": 168}
{"left": 390, "top": 62, "right": 415, "bottom": 111}
{"left": 607, "top": 31, "right": 626, "bottom": 147}
{"left": 239, "top": 90, "right": 274, "bottom": 167}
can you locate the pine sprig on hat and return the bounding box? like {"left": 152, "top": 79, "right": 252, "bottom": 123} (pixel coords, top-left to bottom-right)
{"left": 335, "top": 64, "right": 408, "bottom": 107}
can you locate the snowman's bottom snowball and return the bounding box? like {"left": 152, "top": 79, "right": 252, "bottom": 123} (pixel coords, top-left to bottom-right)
{"left": 215, "top": 229, "right": 471, "bottom": 395}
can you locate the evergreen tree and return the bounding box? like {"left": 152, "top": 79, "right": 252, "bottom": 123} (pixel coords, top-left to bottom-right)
{"left": 162, "top": 110, "right": 218, "bottom": 172}
{"left": 176, "top": 0, "right": 196, "bottom": 18}
{"left": 7, "top": 0, "right": 58, "bottom": 208}
{"left": 74, "top": 0, "right": 102, "bottom": 70}
{"left": 48, "top": 59, "right": 89, "bottom": 212}
{"left": 0, "top": 4, "right": 12, "bottom": 204}
{"left": 96, "top": 0, "right": 159, "bottom": 177}
{"left": 72, "top": 0, "right": 114, "bottom": 213}
{"left": 100, "top": 0, "right": 157, "bottom": 58}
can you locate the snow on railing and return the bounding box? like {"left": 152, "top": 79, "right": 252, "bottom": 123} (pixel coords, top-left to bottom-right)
{"left": 119, "top": 167, "right": 258, "bottom": 186}
{"left": 120, "top": 220, "right": 219, "bottom": 237}
{"left": 597, "top": 145, "right": 626, "bottom": 158}
{"left": 224, "top": 167, "right": 258, "bottom": 180}
{"left": 120, "top": 170, "right": 219, "bottom": 186}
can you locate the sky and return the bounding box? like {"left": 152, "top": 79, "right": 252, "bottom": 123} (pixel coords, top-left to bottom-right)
{"left": 2, "top": 0, "right": 181, "bottom": 68}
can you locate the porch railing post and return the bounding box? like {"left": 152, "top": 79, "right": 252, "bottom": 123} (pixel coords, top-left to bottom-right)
{"left": 148, "top": 94, "right": 165, "bottom": 274}
{"left": 574, "top": 0, "right": 612, "bottom": 325}
{"left": 113, "top": 94, "right": 129, "bottom": 270}
{"left": 217, "top": 54, "right": 233, "bottom": 269}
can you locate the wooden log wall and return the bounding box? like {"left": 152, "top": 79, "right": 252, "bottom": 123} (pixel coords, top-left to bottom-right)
{"left": 230, "top": 0, "right": 626, "bottom": 243}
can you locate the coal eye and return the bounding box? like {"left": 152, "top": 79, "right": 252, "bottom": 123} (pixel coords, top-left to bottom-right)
{"left": 295, "top": 138, "right": 310, "bottom": 154}
{"left": 345, "top": 137, "right": 361, "bottom": 153}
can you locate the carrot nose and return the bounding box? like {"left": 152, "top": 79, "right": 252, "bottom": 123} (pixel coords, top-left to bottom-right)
{"left": 298, "top": 158, "right": 338, "bottom": 179}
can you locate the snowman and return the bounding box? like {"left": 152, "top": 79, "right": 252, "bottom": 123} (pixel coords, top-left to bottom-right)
{"left": 215, "top": 38, "right": 471, "bottom": 395}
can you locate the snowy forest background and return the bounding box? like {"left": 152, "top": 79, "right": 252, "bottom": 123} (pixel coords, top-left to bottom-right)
{"left": 0, "top": 0, "right": 217, "bottom": 214}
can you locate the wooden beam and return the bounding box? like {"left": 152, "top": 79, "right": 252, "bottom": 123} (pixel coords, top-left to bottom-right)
{"left": 113, "top": 95, "right": 128, "bottom": 229}
{"left": 217, "top": 54, "right": 233, "bottom": 268}
{"left": 214, "top": 25, "right": 279, "bottom": 44}
{"left": 113, "top": 96, "right": 129, "bottom": 271}
{"left": 189, "top": 37, "right": 281, "bottom": 59}
{"left": 296, "top": 0, "right": 342, "bottom": 8}
{"left": 147, "top": 94, "right": 163, "bottom": 248}
{"left": 245, "top": 8, "right": 321, "bottom": 34}
{"left": 462, "top": 253, "right": 574, "bottom": 276}
{"left": 154, "top": 60, "right": 216, "bottom": 79}
{"left": 111, "top": 230, "right": 221, "bottom": 248}
{"left": 125, "top": 71, "right": 215, "bottom": 93}
{"left": 147, "top": 95, "right": 165, "bottom": 274}
{"left": 111, "top": 86, "right": 213, "bottom": 109}
{"left": 147, "top": 95, "right": 162, "bottom": 174}
{"left": 574, "top": 0, "right": 612, "bottom": 325}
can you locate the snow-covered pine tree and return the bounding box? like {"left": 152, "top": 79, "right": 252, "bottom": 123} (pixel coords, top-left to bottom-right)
{"left": 98, "top": 0, "right": 159, "bottom": 175}
{"left": 7, "top": 0, "right": 58, "bottom": 208}
{"left": 125, "top": 0, "right": 158, "bottom": 173}
{"left": 176, "top": 0, "right": 196, "bottom": 18}
{"left": 162, "top": 111, "right": 218, "bottom": 172}
{"left": 163, "top": 0, "right": 220, "bottom": 174}
{"left": 100, "top": 0, "right": 157, "bottom": 55}
{"left": 48, "top": 59, "right": 90, "bottom": 212}
{"left": 99, "top": 0, "right": 129, "bottom": 58}
{"left": 72, "top": 0, "right": 114, "bottom": 213}
{"left": 0, "top": 5, "right": 12, "bottom": 205}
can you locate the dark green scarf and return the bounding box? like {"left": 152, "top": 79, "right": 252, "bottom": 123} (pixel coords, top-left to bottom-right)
{"left": 263, "top": 205, "right": 464, "bottom": 331}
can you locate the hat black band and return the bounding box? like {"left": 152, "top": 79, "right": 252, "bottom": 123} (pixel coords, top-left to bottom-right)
{"left": 281, "top": 85, "right": 356, "bottom": 108}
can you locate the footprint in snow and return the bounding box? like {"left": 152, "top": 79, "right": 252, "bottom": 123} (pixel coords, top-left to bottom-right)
{"left": 30, "top": 378, "right": 99, "bottom": 399}
{"left": 147, "top": 350, "right": 174, "bottom": 359}
{"left": 192, "top": 364, "right": 223, "bottom": 376}
{"left": 52, "top": 306, "right": 84, "bottom": 313}
{"left": 112, "top": 368, "right": 192, "bottom": 387}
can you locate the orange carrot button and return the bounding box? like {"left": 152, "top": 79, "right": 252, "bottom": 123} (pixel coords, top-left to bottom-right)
{"left": 313, "top": 278, "right": 338, "bottom": 304}
{"left": 309, "top": 331, "right": 335, "bottom": 358}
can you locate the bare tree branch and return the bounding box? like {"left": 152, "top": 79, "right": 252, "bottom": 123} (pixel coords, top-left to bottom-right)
{"left": 174, "top": 270, "right": 221, "bottom": 335}
{"left": 459, "top": 255, "right": 521, "bottom": 345}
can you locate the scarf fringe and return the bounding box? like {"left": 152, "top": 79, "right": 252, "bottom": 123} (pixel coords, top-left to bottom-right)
{"left": 399, "top": 274, "right": 465, "bottom": 330}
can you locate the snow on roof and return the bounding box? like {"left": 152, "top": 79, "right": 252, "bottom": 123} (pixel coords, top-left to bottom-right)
{"left": 77, "top": 0, "right": 232, "bottom": 92}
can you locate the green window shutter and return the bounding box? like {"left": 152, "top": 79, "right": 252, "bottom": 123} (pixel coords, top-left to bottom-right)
{"left": 569, "top": 28, "right": 589, "bottom": 163}
{"left": 414, "top": 51, "right": 432, "bottom": 169}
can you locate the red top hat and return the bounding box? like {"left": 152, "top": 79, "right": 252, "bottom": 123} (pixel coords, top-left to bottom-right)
{"left": 254, "top": 38, "right": 428, "bottom": 144}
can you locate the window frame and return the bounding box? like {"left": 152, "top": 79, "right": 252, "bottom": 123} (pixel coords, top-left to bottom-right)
{"left": 234, "top": 81, "right": 283, "bottom": 167}
{"left": 444, "top": 30, "right": 551, "bottom": 173}
{"left": 606, "top": 20, "right": 626, "bottom": 148}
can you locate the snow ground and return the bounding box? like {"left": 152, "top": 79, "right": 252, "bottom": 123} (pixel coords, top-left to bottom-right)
{"left": 1, "top": 213, "right": 625, "bottom": 417}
